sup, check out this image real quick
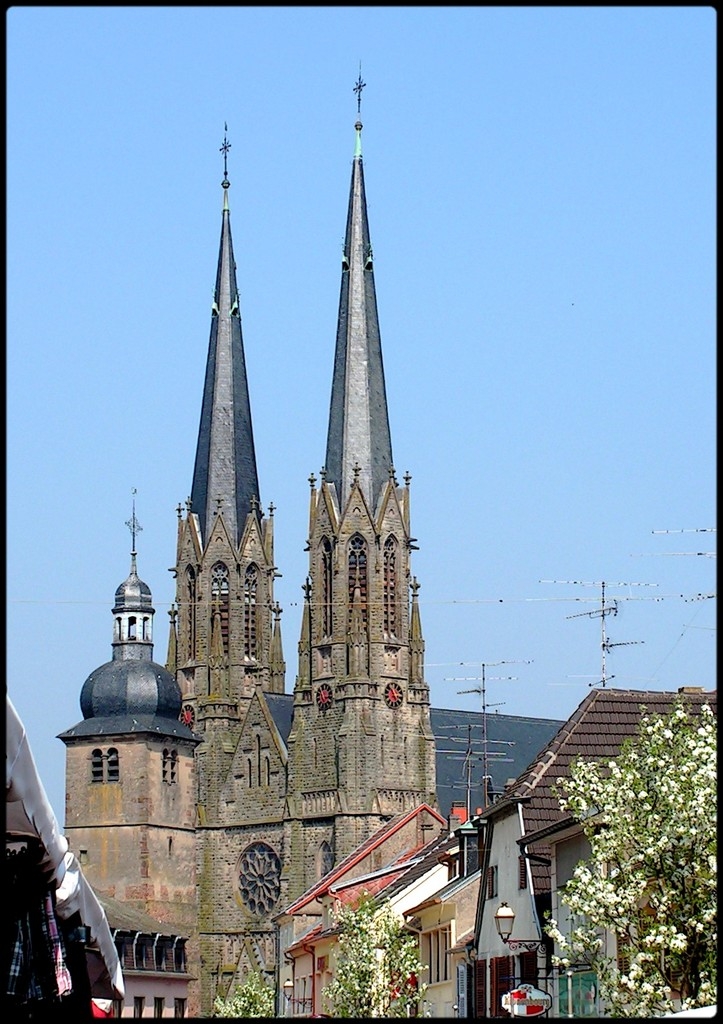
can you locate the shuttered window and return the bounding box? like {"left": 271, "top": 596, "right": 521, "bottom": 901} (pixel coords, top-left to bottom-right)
{"left": 474, "top": 958, "right": 487, "bottom": 1018}
{"left": 490, "top": 955, "right": 513, "bottom": 1017}
{"left": 520, "top": 950, "right": 538, "bottom": 984}
{"left": 518, "top": 854, "right": 528, "bottom": 889}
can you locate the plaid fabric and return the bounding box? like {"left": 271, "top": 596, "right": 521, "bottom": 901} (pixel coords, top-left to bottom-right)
{"left": 6, "top": 892, "right": 72, "bottom": 1001}
{"left": 42, "top": 893, "right": 73, "bottom": 997}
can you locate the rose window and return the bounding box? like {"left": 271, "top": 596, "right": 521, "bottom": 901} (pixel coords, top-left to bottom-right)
{"left": 237, "top": 842, "right": 281, "bottom": 916}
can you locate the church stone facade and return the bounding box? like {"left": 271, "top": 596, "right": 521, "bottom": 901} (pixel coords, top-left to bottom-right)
{"left": 168, "top": 113, "right": 437, "bottom": 1012}
{"left": 61, "top": 107, "right": 564, "bottom": 1016}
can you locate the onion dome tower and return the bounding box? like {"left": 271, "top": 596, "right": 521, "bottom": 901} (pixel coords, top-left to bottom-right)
{"left": 59, "top": 498, "right": 199, "bottom": 957}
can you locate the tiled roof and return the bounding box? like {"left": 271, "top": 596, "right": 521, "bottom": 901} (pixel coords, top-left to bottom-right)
{"left": 432, "top": 707, "right": 563, "bottom": 817}
{"left": 282, "top": 803, "right": 445, "bottom": 916}
{"left": 96, "top": 893, "right": 187, "bottom": 938}
{"left": 449, "top": 927, "right": 475, "bottom": 953}
{"left": 482, "top": 687, "right": 717, "bottom": 841}
{"left": 331, "top": 868, "right": 410, "bottom": 906}
{"left": 407, "top": 866, "right": 481, "bottom": 912}
{"left": 286, "top": 921, "right": 325, "bottom": 955}
{"left": 348, "top": 831, "right": 453, "bottom": 907}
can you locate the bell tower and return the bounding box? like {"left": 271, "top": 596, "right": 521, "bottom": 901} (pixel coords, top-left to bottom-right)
{"left": 168, "top": 127, "right": 284, "bottom": 803}
{"left": 168, "top": 130, "right": 285, "bottom": 1012}
{"left": 285, "top": 86, "right": 437, "bottom": 900}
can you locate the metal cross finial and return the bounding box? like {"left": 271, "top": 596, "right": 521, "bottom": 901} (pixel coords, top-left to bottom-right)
{"left": 353, "top": 67, "right": 366, "bottom": 115}
{"left": 125, "top": 488, "right": 143, "bottom": 552}
{"left": 220, "top": 123, "right": 231, "bottom": 183}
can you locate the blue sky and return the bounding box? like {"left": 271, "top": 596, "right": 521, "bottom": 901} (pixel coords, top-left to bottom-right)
{"left": 7, "top": 6, "right": 716, "bottom": 824}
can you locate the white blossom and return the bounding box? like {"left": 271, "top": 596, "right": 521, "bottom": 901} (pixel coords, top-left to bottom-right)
{"left": 546, "top": 698, "right": 716, "bottom": 1017}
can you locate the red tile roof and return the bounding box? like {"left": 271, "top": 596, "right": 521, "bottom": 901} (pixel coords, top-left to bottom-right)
{"left": 485, "top": 687, "right": 716, "bottom": 843}
{"left": 282, "top": 803, "right": 446, "bottom": 916}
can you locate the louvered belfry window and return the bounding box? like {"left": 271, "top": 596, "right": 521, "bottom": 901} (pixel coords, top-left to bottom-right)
{"left": 383, "top": 536, "right": 398, "bottom": 639}
{"left": 212, "top": 562, "right": 230, "bottom": 653}
{"left": 185, "top": 565, "right": 197, "bottom": 662}
{"left": 243, "top": 563, "right": 258, "bottom": 658}
{"left": 348, "top": 535, "right": 368, "bottom": 626}
{"left": 320, "top": 538, "right": 333, "bottom": 637}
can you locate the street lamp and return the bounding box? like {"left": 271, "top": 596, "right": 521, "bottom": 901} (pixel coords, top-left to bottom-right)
{"left": 494, "top": 902, "right": 546, "bottom": 954}
{"left": 283, "top": 978, "right": 294, "bottom": 1017}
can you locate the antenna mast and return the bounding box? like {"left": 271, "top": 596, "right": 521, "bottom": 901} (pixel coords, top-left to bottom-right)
{"left": 447, "top": 659, "right": 532, "bottom": 809}
{"left": 543, "top": 579, "right": 656, "bottom": 687}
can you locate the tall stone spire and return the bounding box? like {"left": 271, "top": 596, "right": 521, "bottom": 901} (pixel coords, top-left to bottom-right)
{"left": 324, "top": 101, "right": 393, "bottom": 515}
{"left": 285, "top": 84, "right": 436, "bottom": 901}
{"left": 190, "top": 125, "right": 260, "bottom": 547}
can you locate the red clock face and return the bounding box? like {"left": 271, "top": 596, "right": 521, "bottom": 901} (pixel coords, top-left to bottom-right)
{"left": 316, "top": 684, "right": 333, "bottom": 712}
{"left": 384, "top": 683, "right": 403, "bottom": 709}
{"left": 180, "top": 704, "right": 195, "bottom": 727}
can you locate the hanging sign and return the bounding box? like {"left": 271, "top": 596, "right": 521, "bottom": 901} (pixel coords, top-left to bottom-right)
{"left": 502, "top": 984, "right": 552, "bottom": 1017}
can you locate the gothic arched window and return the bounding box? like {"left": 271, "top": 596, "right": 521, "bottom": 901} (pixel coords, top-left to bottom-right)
{"left": 211, "top": 562, "right": 230, "bottom": 652}
{"left": 348, "top": 534, "right": 368, "bottom": 627}
{"left": 320, "top": 538, "right": 333, "bottom": 637}
{"left": 317, "top": 840, "right": 334, "bottom": 881}
{"left": 383, "top": 536, "right": 399, "bottom": 640}
{"left": 185, "top": 565, "right": 197, "bottom": 662}
{"left": 163, "top": 749, "right": 177, "bottom": 785}
{"left": 243, "top": 564, "right": 259, "bottom": 660}
{"left": 107, "top": 748, "right": 120, "bottom": 782}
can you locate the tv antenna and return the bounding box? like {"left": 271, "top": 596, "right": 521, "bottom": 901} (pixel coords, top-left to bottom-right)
{"left": 542, "top": 580, "right": 656, "bottom": 687}
{"left": 445, "top": 660, "right": 532, "bottom": 809}
{"left": 649, "top": 527, "right": 717, "bottom": 559}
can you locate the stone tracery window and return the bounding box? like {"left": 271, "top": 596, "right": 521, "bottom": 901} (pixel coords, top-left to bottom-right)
{"left": 243, "top": 563, "right": 258, "bottom": 659}
{"left": 237, "top": 842, "right": 282, "bottom": 916}
{"left": 348, "top": 534, "right": 368, "bottom": 628}
{"left": 383, "top": 536, "right": 399, "bottom": 640}
{"left": 320, "top": 538, "right": 333, "bottom": 638}
{"left": 317, "top": 840, "right": 334, "bottom": 880}
{"left": 211, "top": 562, "right": 230, "bottom": 652}
{"left": 185, "top": 565, "right": 197, "bottom": 662}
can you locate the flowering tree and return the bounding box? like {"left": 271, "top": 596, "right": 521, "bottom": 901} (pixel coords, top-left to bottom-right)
{"left": 323, "top": 893, "right": 426, "bottom": 1017}
{"left": 212, "top": 969, "right": 275, "bottom": 1017}
{"left": 546, "top": 699, "right": 717, "bottom": 1017}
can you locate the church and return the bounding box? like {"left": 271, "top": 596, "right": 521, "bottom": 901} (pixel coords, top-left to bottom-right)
{"left": 59, "top": 93, "right": 562, "bottom": 1016}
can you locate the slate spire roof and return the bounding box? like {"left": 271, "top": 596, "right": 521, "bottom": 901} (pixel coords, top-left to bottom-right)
{"left": 324, "top": 113, "right": 393, "bottom": 515}
{"left": 190, "top": 129, "right": 260, "bottom": 547}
